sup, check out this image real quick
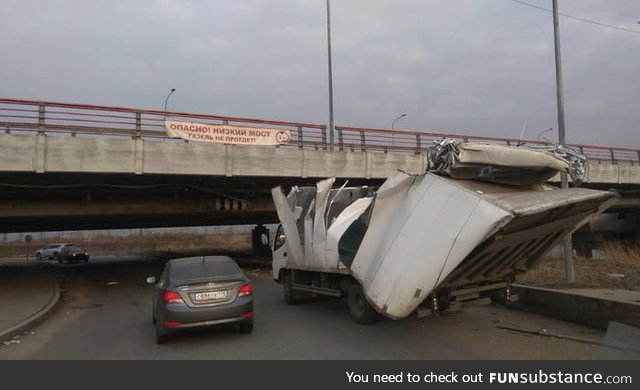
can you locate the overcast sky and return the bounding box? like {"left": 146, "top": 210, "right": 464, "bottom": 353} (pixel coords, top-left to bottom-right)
{"left": 1, "top": 0, "right": 638, "bottom": 147}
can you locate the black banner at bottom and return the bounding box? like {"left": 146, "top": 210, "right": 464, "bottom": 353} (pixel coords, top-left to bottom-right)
{"left": 1, "top": 360, "right": 636, "bottom": 389}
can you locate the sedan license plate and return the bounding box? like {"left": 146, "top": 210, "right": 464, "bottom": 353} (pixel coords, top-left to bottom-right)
{"left": 194, "top": 290, "right": 228, "bottom": 302}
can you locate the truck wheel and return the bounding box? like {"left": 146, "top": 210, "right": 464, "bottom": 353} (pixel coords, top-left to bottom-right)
{"left": 348, "top": 283, "right": 379, "bottom": 325}
{"left": 281, "top": 272, "right": 296, "bottom": 305}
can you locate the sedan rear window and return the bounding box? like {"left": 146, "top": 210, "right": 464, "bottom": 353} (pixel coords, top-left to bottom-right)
{"left": 173, "top": 262, "right": 239, "bottom": 279}
{"left": 170, "top": 258, "right": 243, "bottom": 286}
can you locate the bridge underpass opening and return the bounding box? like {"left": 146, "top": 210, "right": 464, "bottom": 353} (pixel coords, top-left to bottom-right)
{"left": 1, "top": 170, "right": 638, "bottom": 259}
{"left": 0, "top": 224, "right": 278, "bottom": 264}
{"left": 0, "top": 171, "right": 385, "bottom": 233}
{"left": 0, "top": 171, "right": 385, "bottom": 262}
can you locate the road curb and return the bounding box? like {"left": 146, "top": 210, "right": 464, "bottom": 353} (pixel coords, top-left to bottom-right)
{"left": 0, "top": 268, "right": 61, "bottom": 342}
{"left": 512, "top": 284, "right": 640, "bottom": 330}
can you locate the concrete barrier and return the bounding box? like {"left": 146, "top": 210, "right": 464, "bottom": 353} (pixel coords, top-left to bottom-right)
{"left": 512, "top": 284, "right": 640, "bottom": 330}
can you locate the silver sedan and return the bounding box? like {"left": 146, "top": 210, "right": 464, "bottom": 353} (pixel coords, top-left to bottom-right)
{"left": 148, "top": 256, "right": 254, "bottom": 344}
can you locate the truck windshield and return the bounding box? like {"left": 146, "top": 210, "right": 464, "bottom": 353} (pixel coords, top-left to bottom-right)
{"left": 274, "top": 224, "right": 286, "bottom": 251}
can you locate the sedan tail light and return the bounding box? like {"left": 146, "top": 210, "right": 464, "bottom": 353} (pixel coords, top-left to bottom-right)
{"left": 238, "top": 283, "right": 253, "bottom": 297}
{"left": 162, "top": 291, "right": 184, "bottom": 304}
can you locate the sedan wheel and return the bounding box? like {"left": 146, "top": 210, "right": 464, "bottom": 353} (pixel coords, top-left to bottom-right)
{"left": 238, "top": 322, "right": 253, "bottom": 334}
{"left": 156, "top": 333, "right": 168, "bottom": 344}
{"left": 35, "top": 253, "right": 42, "bottom": 261}
{"left": 156, "top": 324, "right": 169, "bottom": 344}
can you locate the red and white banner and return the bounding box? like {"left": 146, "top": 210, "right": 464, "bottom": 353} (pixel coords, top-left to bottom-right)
{"left": 165, "top": 120, "right": 291, "bottom": 146}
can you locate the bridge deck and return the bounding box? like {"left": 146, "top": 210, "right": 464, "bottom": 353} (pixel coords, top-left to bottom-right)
{"left": 0, "top": 98, "right": 637, "bottom": 232}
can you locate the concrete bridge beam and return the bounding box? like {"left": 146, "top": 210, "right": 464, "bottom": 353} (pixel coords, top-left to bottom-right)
{"left": 0, "top": 134, "right": 429, "bottom": 179}
{"left": 0, "top": 195, "right": 278, "bottom": 233}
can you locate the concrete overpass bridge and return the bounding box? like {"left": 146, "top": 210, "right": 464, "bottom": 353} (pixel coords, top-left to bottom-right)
{"left": 0, "top": 98, "right": 638, "bottom": 233}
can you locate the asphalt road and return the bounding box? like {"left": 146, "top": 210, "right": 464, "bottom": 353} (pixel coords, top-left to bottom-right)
{"left": 0, "top": 257, "right": 627, "bottom": 359}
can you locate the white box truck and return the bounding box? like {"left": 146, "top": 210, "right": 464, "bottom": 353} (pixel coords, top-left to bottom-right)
{"left": 271, "top": 142, "right": 617, "bottom": 323}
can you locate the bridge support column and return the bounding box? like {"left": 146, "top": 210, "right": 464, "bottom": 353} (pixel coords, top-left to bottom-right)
{"left": 225, "top": 144, "right": 233, "bottom": 177}
{"left": 35, "top": 134, "right": 46, "bottom": 173}
{"left": 301, "top": 150, "right": 309, "bottom": 178}
{"left": 134, "top": 139, "right": 144, "bottom": 175}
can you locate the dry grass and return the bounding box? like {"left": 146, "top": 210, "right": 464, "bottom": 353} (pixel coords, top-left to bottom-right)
{"left": 516, "top": 242, "right": 640, "bottom": 291}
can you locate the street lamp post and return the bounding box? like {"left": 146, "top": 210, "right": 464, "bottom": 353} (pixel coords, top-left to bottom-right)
{"left": 164, "top": 88, "right": 176, "bottom": 115}
{"left": 552, "top": 0, "right": 574, "bottom": 284}
{"left": 537, "top": 127, "right": 555, "bottom": 142}
{"left": 392, "top": 113, "right": 407, "bottom": 130}
{"left": 391, "top": 113, "right": 407, "bottom": 150}
{"left": 162, "top": 88, "right": 176, "bottom": 141}
{"left": 326, "top": 0, "right": 335, "bottom": 151}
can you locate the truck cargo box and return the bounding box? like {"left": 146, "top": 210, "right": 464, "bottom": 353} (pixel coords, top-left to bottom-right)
{"left": 271, "top": 142, "right": 617, "bottom": 321}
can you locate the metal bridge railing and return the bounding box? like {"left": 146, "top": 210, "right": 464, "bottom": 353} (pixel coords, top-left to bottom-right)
{"left": 0, "top": 98, "right": 328, "bottom": 148}
{"left": 1, "top": 98, "right": 638, "bottom": 163}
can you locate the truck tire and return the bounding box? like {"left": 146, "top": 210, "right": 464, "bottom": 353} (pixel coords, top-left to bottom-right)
{"left": 347, "top": 283, "right": 379, "bottom": 324}
{"left": 281, "top": 272, "right": 296, "bottom": 305}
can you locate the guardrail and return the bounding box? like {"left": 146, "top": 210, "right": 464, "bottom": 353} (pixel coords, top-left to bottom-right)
{"left": 0, "top": 98, "right": 329, "bottom": 149}
{"left": 1, "top": 98, "right": 638, "bottom": 163}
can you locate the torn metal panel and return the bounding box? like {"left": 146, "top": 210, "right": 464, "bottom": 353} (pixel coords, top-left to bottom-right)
{"left": 327, "top": 197, "right": 373, "bottom": 268}
{"left": 337, "top": 201, "right": 372, "bottom": 268}
{"left": 429, "top": 139, "right": 585, "bottom": 185}
{"left": 311, "top": 177, "right": 336, "bottom": 269}
{"left": 528, "top": 144, "right": 587, "bottom": 185}
{"left": 271, "top": 186, "right": 304, "bottom": 265}
{"left": 284, "top": 186, "right": 315, "bottom": 244}
{"left": 457, "top": 143, "right": 569, "bottom": 171}
{"left": 326, "top": 187, "right": 373, "bottom": 228}
{"left": 272, "top": 178, "right": 376, "bottom": 272}
{"left": 303, "top": 201, "right": 314, "bottom": 266}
